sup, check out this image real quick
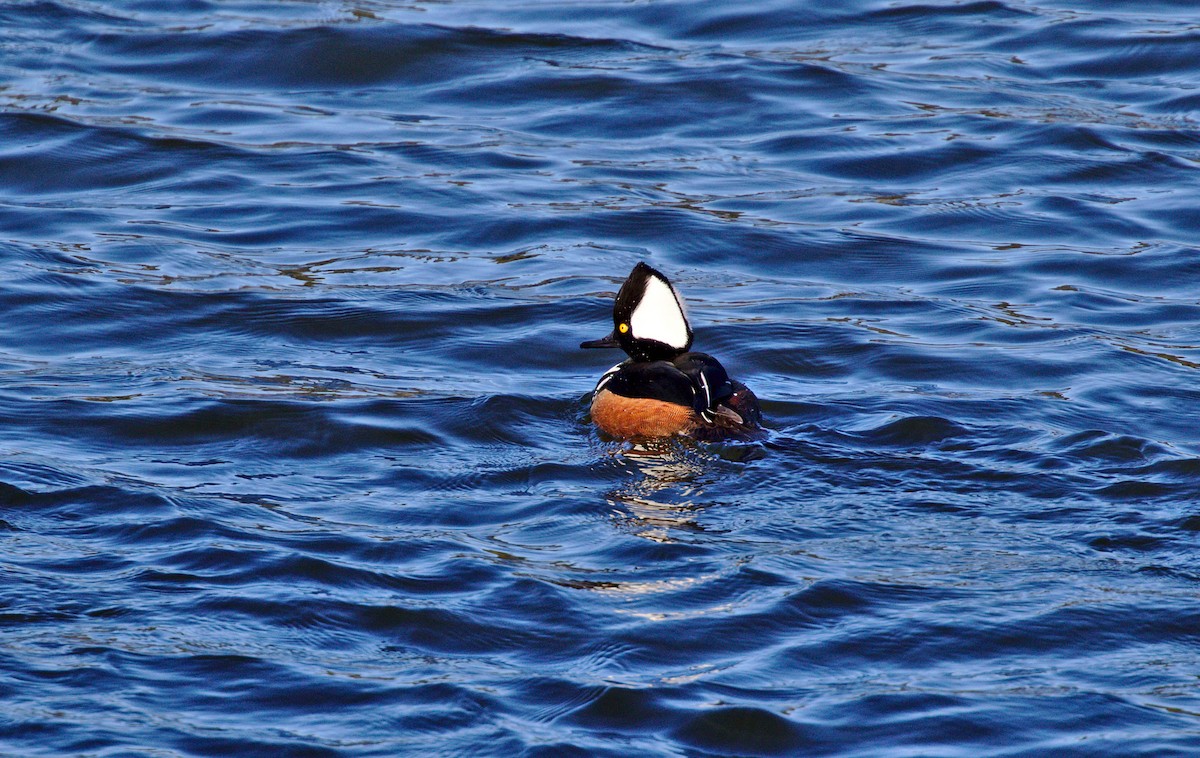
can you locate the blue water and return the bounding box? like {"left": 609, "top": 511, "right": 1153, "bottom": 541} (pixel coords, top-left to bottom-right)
{"left": 3, "top": 0, "right": 1200, "bottom": 754}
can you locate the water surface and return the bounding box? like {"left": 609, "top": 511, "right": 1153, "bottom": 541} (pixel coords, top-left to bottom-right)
{"left": 3, "top": 0, "right": 1200, "bottom": 754}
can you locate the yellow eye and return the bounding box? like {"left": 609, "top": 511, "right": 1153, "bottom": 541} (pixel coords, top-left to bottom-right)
{"left": 618, "top": 323, "right": 629, "bottom": 334}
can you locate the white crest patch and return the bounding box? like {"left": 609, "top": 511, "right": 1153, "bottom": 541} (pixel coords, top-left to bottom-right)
{"left": 629, "top": 276, "right": 689, "bottom": 349}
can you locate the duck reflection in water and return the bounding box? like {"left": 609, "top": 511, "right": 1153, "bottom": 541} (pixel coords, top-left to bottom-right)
{"left": 606, "top": 443, "right": 716, "bottom": 543}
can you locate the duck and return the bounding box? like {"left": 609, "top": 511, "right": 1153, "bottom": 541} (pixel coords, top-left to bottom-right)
{"left": 581, "top": 262, "right": 762, "bottom": 440}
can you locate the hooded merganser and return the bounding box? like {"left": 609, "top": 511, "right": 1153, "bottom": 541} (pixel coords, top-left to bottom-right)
{"left": 581, "top": 262, "right": 762, "bottom": 440}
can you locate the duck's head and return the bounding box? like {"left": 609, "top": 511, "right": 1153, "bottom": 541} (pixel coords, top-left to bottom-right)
{"left": 581, "top": 261, "right": 693, "bottom": 362}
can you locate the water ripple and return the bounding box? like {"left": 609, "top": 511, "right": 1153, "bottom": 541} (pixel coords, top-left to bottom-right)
{"left": 4, "top": 0, "right": 1200, "bottom": 754}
